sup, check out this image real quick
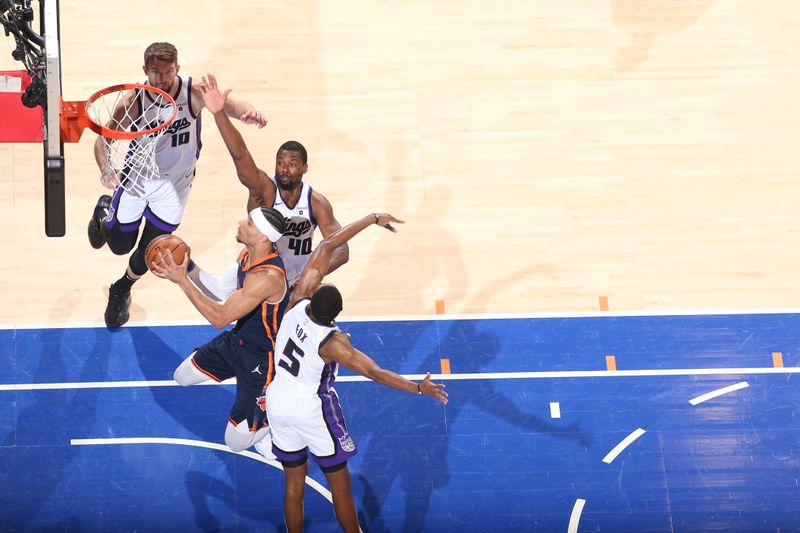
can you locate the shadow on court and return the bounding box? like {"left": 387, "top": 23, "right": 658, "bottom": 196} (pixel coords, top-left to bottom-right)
{"left": 351, "top": 318, "right": 591, "bottom": 533}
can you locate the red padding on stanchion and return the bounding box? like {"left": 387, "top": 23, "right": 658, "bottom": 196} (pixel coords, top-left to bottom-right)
{"left": 0, "top": 70, "right": 44, "bottom": 143}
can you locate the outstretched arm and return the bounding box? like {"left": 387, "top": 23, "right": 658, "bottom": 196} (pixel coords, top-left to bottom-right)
{"left": 320, "top": 332, "right": 448, "bottom": 404}
{"left": 198, "top": 74, "right": 275, "bottom": 211}
{"left": 289, "top": 213, "right": 404, "bottom": 307}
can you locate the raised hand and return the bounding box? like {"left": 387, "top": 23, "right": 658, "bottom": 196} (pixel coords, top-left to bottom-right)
{"left": 199, "top": 74, "right": 231, "bottom": 115}
{"left": 240, "top": 109, "right": 267, "bottom": 128}
{"left": 100, "top": 167, "right": 121, "bottom": 189}
{"left": 151, "top": 247, "right": 192, "bottom": 283}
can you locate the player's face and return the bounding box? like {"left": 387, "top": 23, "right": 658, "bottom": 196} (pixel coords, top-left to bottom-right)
{"left": 236, "top": 216, "right": 263, "bottom": 245}
{"left": 274, "top": 150, "right": 307, "bottom": 191}
{"left": 143, "top": 59, "right": 180, "bottom": 93}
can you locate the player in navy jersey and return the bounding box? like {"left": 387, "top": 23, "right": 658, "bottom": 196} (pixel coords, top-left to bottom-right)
{"left": 198, "top": 73, "right": 349, "bottom": 288}
{"left": 87, "top": 42, "right": 268, "bottom": 329}
{"left": 267, "top": 212, "right": 448, "bottom": 533}
{"left": 150, "top": 206, "right": 288, "bottom": 453}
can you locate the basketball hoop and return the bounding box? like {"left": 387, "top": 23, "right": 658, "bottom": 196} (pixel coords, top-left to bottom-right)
{"left": 60, "top": 83, "right": 177, "bottom": 193}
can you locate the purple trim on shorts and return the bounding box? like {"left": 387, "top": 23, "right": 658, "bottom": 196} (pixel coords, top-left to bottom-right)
{"left": 316, "top": 361, "right": 337, "bottom": 395}
{"left": 143, "top": 207, "right": 179, "bottom": 232}
{"left": 272, "top": 444, "right": 308, "bottom": 464}
{"left": 104, "top": 188, "right": 140, "bottom": 232}
{"left": 312, "top": 389, "right": 357, "bottom": 468}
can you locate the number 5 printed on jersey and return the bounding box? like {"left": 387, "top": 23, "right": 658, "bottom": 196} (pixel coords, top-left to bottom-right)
{"left": 278, "top": 338, "right": 305, "bottom": 376}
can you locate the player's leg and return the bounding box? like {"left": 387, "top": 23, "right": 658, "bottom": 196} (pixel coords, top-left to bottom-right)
{"left": 224, "top": 419, "right": 270, "bottom": 452}
{"left": 266, "top": 401, "right": 311, "bottom": 533}
{"left": 104, "top": 179, "right": 186, "bottom": 327}
{"left": 87, "top": 194, "right": 113, "bottom": 249}
{"left": 173, "top": 351, "right": 215, "bottom": 386}
{"left": 96, "top": 189, "right": 143, "bottom": 327}
{"left": 301, "top": 388, "right": 359, "bottom": 530}
{"left": 322, "top": 463, "right": 360, "bottom": 533}
{"left": 104, "top": 219, "right": 172, "bottom": 327}
{"left": 225, "top": 346, "right": 272, "bottom": 452}
{"left": 282, "top": 458, "right": 308, "bottom": 533}
{"left": 253, "top": 383, "right": 276, "bottom": 460}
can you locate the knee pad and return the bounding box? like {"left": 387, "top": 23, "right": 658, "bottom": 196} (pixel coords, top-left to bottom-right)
{"left": 225, "top": 420, "right": 269, "bottom": 452}
{"left": 106, "top": 225, "right": 139, "bottom": 256}
{"left": 173, "top": 353, "right": 207, "bottom": 386}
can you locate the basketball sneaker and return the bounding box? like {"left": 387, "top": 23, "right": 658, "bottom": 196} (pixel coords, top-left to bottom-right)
{"left": 88, "top": 195, "right": 112, "bottom": 249}
{"left": 254, "top": 429, "right": 276, "bottom": 461}
{"left": 104, "top": 281, "right": 131, "bottom": 328}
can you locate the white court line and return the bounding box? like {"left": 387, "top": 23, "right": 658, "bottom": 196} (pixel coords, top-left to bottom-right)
{"left": 1, "top": 367, "right": 796, "bottom": 392}
{"left": 567, "top": 498, "right": 586, "bottom": 533}
{"left": 550, "top": 402, "right": 561, "bottom": 418}
{"left": 602, "top": 428, "right": 646, "bottom": 464}
{"left": 688, "top": 381, "right": 750, "bottom": 405}
{"left": 6, "top": 305, "right": 800, "bottom": 330}
{"left": 71, "top": 437, "right": 332, "bottom": 502}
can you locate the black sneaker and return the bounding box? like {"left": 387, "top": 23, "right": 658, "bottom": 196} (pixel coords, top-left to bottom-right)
{"left": 104, "top": 281, "right": 131, "bottom": 328}
{"left": 88, "top": 195, "right": 112, "bottom": 249}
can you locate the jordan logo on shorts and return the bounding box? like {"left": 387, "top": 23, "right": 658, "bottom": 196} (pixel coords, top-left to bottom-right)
{"left": 251, "top": 365, "right": 263, "bottom": 375}
{"left": 338, "top": 434, "right": 356, "bottom": 452}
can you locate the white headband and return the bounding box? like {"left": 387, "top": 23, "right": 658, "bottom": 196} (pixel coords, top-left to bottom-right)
{"left": 249, "top": 208, "right": 284, "bottom": 242}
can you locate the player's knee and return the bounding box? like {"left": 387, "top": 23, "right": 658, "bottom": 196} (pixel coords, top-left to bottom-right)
{"left": 173, "top": 354, "right": 205, "bottom": 386}
{"left": 173, "top": 368, "right": 191, "bottom": 386}
{"left": 106, "top": 230, "right": 137, "bottom": 255}
{"left": 225, "top": 420, "right": 256, "bottom": 452}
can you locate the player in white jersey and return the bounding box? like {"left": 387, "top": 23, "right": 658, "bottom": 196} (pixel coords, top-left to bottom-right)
{"left": 198, "top": 74, "right": 349, "bottom": 288}
{"left": 266, "top": 212, "right": 449, "bottom": 533}
{"left": 86, "top": 43, "right": 267, "bottom": 328}
{"left": 269, "top": 173, "right": 317, "bottom": 285}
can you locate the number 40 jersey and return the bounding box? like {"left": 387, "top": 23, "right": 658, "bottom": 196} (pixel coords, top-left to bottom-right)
{"left": 270, "top": 178, "right": 317, "bottom": 287}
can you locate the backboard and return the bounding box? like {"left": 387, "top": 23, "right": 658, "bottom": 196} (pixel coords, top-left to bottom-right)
{"left": 43, "top": 0, "right": 64, "bottom": 237}
{"left": 0, "top": 0, "right": 63, "bottom": 236}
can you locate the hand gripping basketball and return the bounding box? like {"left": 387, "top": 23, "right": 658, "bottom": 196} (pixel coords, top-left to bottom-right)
{"left": 145, "top": 234, "right": 188, "bottom": 271}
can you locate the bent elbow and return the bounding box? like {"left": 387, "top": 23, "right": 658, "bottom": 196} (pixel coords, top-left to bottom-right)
{"left": 210, "top": 318, "right": 230, "bottom": 330}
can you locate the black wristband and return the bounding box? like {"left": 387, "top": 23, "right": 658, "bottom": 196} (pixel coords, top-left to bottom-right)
{"left": 416, "top": 383, "right": 422, "bottom": 395}
{"left": 373, "top": 213, "right": 379, "bottom": 224}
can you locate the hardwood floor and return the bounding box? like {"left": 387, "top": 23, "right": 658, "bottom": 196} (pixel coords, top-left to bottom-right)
{"left": 1, "top": 0, "right": 799, "bottom": 325}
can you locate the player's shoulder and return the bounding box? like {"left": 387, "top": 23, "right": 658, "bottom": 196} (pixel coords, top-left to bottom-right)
{"left": 309, "top": 188, "right": 334, "bottom": 211}
{"left": 244, "top": 263, "right": 286, "bottom": 290}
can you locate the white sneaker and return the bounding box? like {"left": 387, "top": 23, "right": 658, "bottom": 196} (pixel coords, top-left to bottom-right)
{"left": 254, "top": 430, "right": 276, "bottom": 461}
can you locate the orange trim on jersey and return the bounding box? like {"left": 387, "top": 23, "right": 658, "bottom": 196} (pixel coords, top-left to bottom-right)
{"left": 247, "top": 263, "right": 286, "bottom": 278}
{"left": 191, "top": 358, "right": 223, "bottom": 382}
{"left": 241, "top": 251, "right": 280, "bottom": 272}
{"left": 261, "top": 304, "right": 276, "bottom": 386}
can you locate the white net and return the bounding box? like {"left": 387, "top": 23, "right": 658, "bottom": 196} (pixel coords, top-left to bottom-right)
{"left": 86, "top": 86, "right": 175, "bottom": 194}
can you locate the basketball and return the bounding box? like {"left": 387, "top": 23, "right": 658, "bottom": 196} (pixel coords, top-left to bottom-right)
{"left": 145, "top": 234, "right": 188, "bottom": 271}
